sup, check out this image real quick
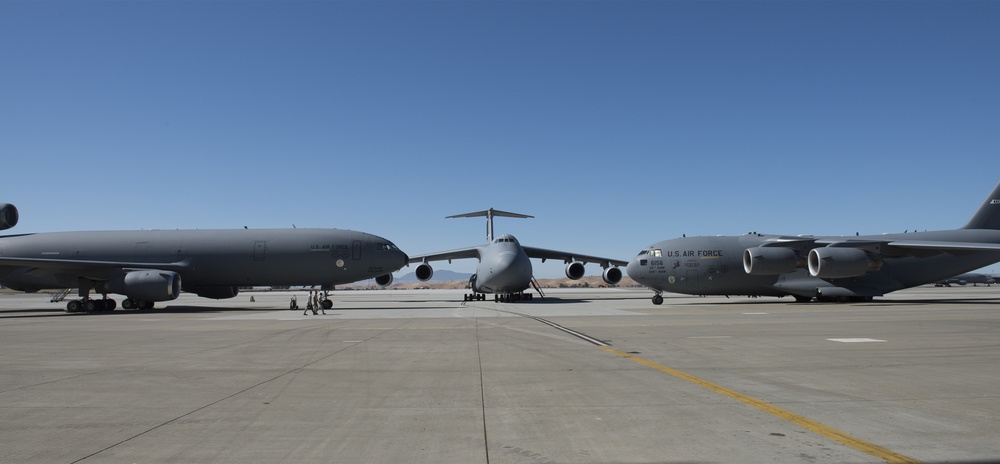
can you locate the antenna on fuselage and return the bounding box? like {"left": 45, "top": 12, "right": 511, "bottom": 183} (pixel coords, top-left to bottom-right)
{"left": 447, "top": 208, "right": 534, "bottom": 242}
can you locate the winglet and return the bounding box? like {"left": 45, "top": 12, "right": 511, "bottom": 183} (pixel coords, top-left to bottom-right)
{"left": 447, "top": 208, "right": 533, "bottom": 242}
{"left": 963, "top": 181, "right": 1000, "bottom": 230}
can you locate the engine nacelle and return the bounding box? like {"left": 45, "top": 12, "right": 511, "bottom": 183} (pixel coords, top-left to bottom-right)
{"left": 186, "top": 286, "right": 240, "bottom": 299}
{"left": 375, "top": 273, "right": 393, "bottom": 287}
{"left": 106, "top": 270, "right": 181, "bottom": 302}
{"left": 743, "top": 247, "right": 803, "bottom": 275}
{"left": 602, "top": 267, "right": 623, "bottom": 285}
{"left": 808, "top": 247, "right": 881, "bottom": 279}
{"left": 415, "top": 263, "right": 434, "bottom": 282}
{"left": 565, "top": 262, "right": 586, "bottom": 280}
{"left": 0, "top": 203, "right": 18, "bottom": 231}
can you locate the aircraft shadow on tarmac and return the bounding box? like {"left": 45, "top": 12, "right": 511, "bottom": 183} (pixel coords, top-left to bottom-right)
{"left": 0, "top": 305, "right": 281, "bottom": 318}
{"left": 864, "top": 297, "right": 1000, "bottom": 307}
{"left": 671, "top": 297, "right": 1000, "bottom": 307}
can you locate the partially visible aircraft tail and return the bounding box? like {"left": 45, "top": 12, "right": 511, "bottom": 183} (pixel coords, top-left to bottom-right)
{"left": 447, "top": 208, "right": 533, "bottom": 242}
{"left": 963, "top": 181, "right": 1000, "bottom": 230}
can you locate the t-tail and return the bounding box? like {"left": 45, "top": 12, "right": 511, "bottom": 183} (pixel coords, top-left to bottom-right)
{"left": 963, "top": 181, "right": 1000, "bottom": 230}
{"left": 447, "top": 208, "right": 533, "bottom": 242}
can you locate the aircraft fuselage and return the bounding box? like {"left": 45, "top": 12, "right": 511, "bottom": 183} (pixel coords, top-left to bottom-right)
{"left": 627, "top": 229, "right": 1000, "bottom": 301}
{"left": 0, "top": 228, "right": 407, "bottom": 292}
{"left": 471, "top": 237, "right": 533, "bottom": 294}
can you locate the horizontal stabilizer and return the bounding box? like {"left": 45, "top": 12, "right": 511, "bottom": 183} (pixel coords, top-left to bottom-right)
{"left": 448, "top": 208, "right": 533, "bottom": 242}
{"left": 447, "top": 209, "right": 533, "bottom": 219}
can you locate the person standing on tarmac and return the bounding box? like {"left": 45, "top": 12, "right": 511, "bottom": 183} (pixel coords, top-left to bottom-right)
{"left": 314, "top": 291, "right": 326, "bottom": 315}
{"left": 303, "top": 291, "right": 315, "bottom": 315}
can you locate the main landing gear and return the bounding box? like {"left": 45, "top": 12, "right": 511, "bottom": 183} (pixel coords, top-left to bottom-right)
{"left": 65, "top": 283, "right": 121, "bottom": 313}
{"left": 462, "top": 292, "right": 535, "bottom": 302}
{"left": 494, "top": 292, "right": 533, "bottom": 303}
{"left": 121, "top": 299, "right": 157, "bottom": 310}
{"left": 65, "top": 279, "right": 157, "bottom": 313}
{"left": 65, "top": 298, "right": 118, "bottom": 313}
{"left": 463, "top": 293, "right": 486, "bottom": 302}
{"left": 65, "top": 298, "right": 157, "bottom": 312}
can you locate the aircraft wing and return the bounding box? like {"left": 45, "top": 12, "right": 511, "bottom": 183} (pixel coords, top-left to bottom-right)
{"left": 884, "top": 240, "right": 1000, "bottom": 252}
{"left": 810, "top": 239, "right": 1000, "bottom": 257}
{"left": 0, "top": 256, "right": 189, "bottom": 277}
{"left": 521, "top": 246, "right": 628, "bottom": 268}
{"left": 407, "top": 246, "right": 483, "bottom": 264}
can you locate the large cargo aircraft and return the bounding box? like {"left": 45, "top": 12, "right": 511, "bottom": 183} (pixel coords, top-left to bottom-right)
{"left": 408, "top": 209, "right": 626, "bottom": 302}
{"left": 627, "top": 181, "right": 1000, "bottom": 304}
{"left": 0, "top": 203, "right": 407, "bottom": 312}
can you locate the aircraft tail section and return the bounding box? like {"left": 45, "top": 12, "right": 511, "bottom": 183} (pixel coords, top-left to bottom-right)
{"left": 447, "top": 208, "right": 533, "bottom": 242}
{"left": 963, "top": 181, "right": 1000, "bottom": 230}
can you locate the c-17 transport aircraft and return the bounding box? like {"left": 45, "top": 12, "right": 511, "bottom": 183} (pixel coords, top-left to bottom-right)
{"left": 408, "top": 209, "right": 627, "bottom": 302}
{"left": 0, "top": 202, "right": 408, "bottom": 312}
{"left": 627, "top": 181, "right": 1000, "bottom": 304}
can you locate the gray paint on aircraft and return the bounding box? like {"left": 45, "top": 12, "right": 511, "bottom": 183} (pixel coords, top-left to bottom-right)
{"left": 408, "top": 208, "right": 626, "bottom": 300}
{"left": 627, "top": 181, "right": 1000, "bottom": 303}
{"left": 0, "top": 213, "right": 408, "bottom": 309}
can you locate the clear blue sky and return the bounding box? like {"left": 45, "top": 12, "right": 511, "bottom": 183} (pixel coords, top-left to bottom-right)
{"left": 3, "top": 1, "right": 999, "bottom": 278}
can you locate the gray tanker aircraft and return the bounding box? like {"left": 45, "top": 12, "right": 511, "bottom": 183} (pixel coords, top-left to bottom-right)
{"left": 0, "top": 202, "right": 407, "bottom": 312}
{"left": 408, "top": 209, "right": 627, "bottom": 302}
{"left": 627, "top": 181, "right": 1000, "bottom": 304}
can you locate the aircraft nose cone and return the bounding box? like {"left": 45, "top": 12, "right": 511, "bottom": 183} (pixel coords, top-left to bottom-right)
{"left": 626, "top": 258, "right": 648, "bottom": 285}
{"left": 497, "top": 252, "right": 515, "bottom": 267}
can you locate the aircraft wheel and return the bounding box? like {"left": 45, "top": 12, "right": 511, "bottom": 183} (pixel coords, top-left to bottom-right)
{"left": 105, "top": 299, "right": 117, "bottom": 311}
{"left": 85, "top": 299, "right": 99, "bottom": 313}
{"left": 652, "top": 295, "right": 664, "bottom": 305}
{"left": 67, "top": 300, "right": 82, "bottom": 312}
{"left": 122, "top": 298, "right": 135, "bottom": 310}
{"left": 137, "top": 300, "right": 153, "bottom": 310}
{"left": 322, "top": 299, "right": 333, "bottom": 310}
{"left": 793, "top": 296, "right": 813, "bottom": 303}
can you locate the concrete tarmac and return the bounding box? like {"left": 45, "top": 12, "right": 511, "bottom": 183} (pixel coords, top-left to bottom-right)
{"left": 1, "top": 286, "right": 999, "bottom": 463}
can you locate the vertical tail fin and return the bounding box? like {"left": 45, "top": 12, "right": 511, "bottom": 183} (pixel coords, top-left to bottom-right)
{"left": 963, "top": 182, "right": 1000, "bottom": 230}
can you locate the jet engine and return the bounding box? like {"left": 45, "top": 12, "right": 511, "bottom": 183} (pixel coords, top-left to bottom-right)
{"left": 0, "top": 203, "right": 18, "bottom": 231}
{"left": 743, "top": 247, "right": 803, "bottom": 275}
{"left": 602, "top": 266, "right": 623, "bottom": 285}
{"left": 565, "top": 262, "right": 586, "bottom": 280}
{"left": 106, "top": 270, "right": 182, "bottom": 302}
{"left": 808, "top": 247, "right": 881, "bottom": 279}
{"left": 375, "top": 273, "right": 394, "bottom": 287}
{"left": 187, "top": 286, "right": 240, "bottom": 299}
{"left": 415, "top": 263, "right": 434, "bottom": 282}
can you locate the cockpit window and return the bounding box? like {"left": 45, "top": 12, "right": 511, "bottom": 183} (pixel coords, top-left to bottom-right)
{"left": 652, "top": 249, "right": 662, "bottom": 257}
{"left": 376, "top": 242, "right": 397, "bottom": 251}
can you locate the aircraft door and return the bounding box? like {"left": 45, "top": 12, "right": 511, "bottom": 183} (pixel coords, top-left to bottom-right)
{"left": 352, "top": 241, "right": 362, "bottom": 260}
{"left": 686, "top": 269, "right": 700, "bottom": 290}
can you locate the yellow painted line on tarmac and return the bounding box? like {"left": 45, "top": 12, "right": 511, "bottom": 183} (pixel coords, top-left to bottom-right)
{"left": 599, "top": 346, "right": 922, "bottom": 464}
